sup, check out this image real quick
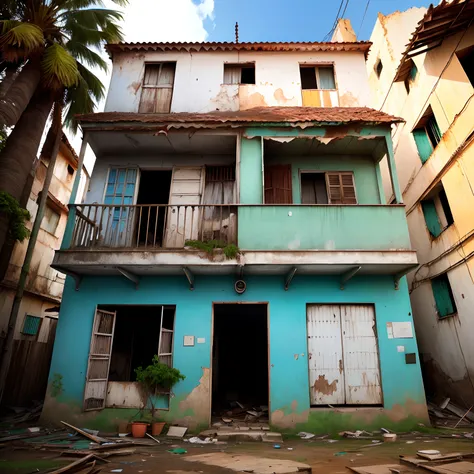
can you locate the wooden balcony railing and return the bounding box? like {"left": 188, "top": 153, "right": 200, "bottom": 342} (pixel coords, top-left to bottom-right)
{"left": 70, "top": 204, "right": 238, "bottom": 249}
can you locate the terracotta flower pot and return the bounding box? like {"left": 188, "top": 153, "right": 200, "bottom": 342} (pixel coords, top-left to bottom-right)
{"left": 131, "top": 422, "right": 148, "bottom": 438}
{"left": 151, "top": 421, "right": 166, "bottom": 436}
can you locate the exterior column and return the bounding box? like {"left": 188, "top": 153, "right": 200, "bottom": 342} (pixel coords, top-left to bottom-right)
{"left": 375, "top": 162, "right": 386, "bottom": 204}
{"left": 61, "top": 134, "right": 88, "bottom": 250}
{"left": 385, "top": 132, "right": 403, "bottom": 204}
{"left": 239, "top": 136, "right": 263, "bottom": 204}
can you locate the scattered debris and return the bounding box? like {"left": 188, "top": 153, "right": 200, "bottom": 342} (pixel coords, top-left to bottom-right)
{"left": 334, "top": 451, "right": 347, "bottom": 457}
{"left": 340, "top": 430, "right": 373, "bottom": 439}
{"left": 60, "top": 421, "right": 108, "bottom": 444}
{"left": 166, "top": 426, "right": 188, "bottom": 438}
{"left": 168, "top": 448, "right": 187, "bottom": 455}
{"left": 298, "top": 432, "right": 315, "bottom": 439}
{"left": 273, "top": 444, "right": 281, "bottom": 449}
{"left": 187, "top": 437, "right": 216, "bottom": 444}
{"left": 383, "top": 433, "right": 397, "bottom": 442}
{"left": 429, "top": 399, "right": 474, "bottom": 428}
{"left": 145, "top": 433, "right": 160, "bottom": 444}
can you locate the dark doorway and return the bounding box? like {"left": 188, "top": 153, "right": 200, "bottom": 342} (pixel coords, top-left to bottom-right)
{"left": 136, "top": 170, "right": 172, "bottom": 246}
{"left": 212, "top": 304, "right": 268, "bottom": 416}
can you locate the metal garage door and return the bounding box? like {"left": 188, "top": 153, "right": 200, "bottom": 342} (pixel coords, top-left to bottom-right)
{"left": 307, "top": 304, "right": 382, "bottom": 405}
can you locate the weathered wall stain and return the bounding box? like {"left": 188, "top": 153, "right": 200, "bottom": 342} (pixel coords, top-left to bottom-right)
{"left": 274, "top": 88, "right": 293, "bottom": 105}
{"left": 240, "top": 91, "right": 266, "bottom": 110}
{"left": 128, "top": 81, "right": 141, "bottom": 96}
{"left": 313, "top": 375, "right": 338, "bottom": 395}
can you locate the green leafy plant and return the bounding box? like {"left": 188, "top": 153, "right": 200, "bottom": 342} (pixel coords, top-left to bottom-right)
{"left": 50, "top": 373, "right": 63, "bottom": 397}
{"left": 0, "top": 191, "right": 30, "bottom": 241}
{"left": 185, "top": 239, "right": 240, "bottom": 260}
{"left": 135, "top": 355, "right": 185, "bottom": 418}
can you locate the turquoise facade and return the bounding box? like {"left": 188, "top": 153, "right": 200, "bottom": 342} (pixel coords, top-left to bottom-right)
{"left": 46, "top": 123, "right": 427, "bottom": 432}
{"left": 44, "top": 274, "right": 427, "bottom": 432}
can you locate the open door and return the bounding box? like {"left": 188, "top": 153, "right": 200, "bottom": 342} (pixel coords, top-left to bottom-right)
{"left": 164, "top": 167, "right": 203, "bottom": 247}
{"left": 83, "top": 309, "right": 116, "bottom": 411}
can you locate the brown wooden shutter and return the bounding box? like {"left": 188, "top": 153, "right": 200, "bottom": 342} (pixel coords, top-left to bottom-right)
{"left": 326, "top": 172, "right": 357, "bottom": 204}
{"left": 83, "top": 309, "right": 116, "bottom": 411}
{"left": 139, "top": 63, "right": 175, "bottom": 113}
{"left": 264, "top": 165, "right": 293, "bottom": 204}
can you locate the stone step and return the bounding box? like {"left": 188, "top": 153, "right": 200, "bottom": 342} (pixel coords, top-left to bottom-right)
{"left": 215, "top": 430, "right": 283, "bottom": 442}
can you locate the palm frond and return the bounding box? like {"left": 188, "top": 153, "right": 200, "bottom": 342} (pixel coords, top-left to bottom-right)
{"left": 76, "top": 61, "right": 105, "bottom": 101}
{"left": 42, "top": 42, "right": 79, "bottom": 89}
{"left": 62, "top": 9, "right": 124, "bottom": 41}
{"left": 64, "top": 75, "right": 95, "bottom": 133}
{"left": 0, "top": 21, "right": 44, "bottom": 61}
{"left": 66, "top": 40, "right": 107, "bottom": 70}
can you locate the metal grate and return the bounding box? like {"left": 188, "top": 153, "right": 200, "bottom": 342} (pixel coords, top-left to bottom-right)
{"left": 206, "top": 166, "right": 235, "bottom": 182}
{"left": 21, "top": 315, "right": 42, "bottom": 336}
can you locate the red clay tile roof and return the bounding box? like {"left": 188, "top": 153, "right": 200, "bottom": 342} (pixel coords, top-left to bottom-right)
{"left": 78, "top": 107, "right": 403, "bottom": 129}
{"left": 106, "top": 41, "right": 371, "bottom": 56}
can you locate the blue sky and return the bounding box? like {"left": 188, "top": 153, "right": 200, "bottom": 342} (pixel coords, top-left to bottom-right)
{"left": 203, "top": 0, "right": 434, "bottom": 42}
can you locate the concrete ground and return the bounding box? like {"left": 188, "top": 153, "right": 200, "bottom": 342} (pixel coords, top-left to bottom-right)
{"left": 1, "top": 436, "right": 474, "bottom": 474}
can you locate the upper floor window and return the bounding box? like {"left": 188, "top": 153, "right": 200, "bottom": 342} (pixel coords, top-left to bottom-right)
{"left": 431, "top": 273, "right": 457, "bottom": 319}
{"left": 412, "top": 108, "right": 442, "bottom": 164}
{"left": 375, "top": 58, "right": 383, "bottom": 78}
{"left": 457, "top": 46, "right": 474, "bottom": 87}
{"left": 223, "top": 63, "right": 255, "bottom": 85}
{"left": 300, "top": 171, "right": 357, "bottom": 205}
{"left": 138, "top": 63, "right": 176, "bottom": 113}
{"left": 404, "top": 60, "right": 418, "bottom": 94}
{"left": 421, "top": 183, "right": 453, "bottom": 238}
{"left": 299, "top": 65, "right": 336, "bottom": 90}
{"left": 42, "top": 205, "right": 60, "bottom": 235}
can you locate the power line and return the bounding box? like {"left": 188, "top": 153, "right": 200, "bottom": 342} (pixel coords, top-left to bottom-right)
{"left": 340, "top": 0, "right": 350, "bottom": 18}
{"left": 323, "top": 0, "right": 345, "bottom": 41}
{"left": 358, "top": 0, "right": 371, "bottom": 37}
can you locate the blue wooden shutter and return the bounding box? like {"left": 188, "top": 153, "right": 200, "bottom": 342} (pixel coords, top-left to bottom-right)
{"left": 432, "top": 275, "right": 456, "bottom": 318}
{"left": 421, "top": 199, "right": 442, "bottom": 237}
{"left": 413, "top": 129, "right": 433, "bottom": 163}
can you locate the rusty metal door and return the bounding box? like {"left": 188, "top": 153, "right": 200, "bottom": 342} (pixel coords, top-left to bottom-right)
{"left": 341, "top": 305, "right": 382, "bottom": 404}
{"left": 307, "top": 305, "right": 345, "bottom": 405}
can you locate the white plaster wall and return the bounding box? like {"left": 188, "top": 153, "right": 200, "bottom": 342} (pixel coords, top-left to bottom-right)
{"left": 87, "top": 154, "right": 235, "bottom": 204}
{"left": 105, "top": 50, "right": 371, "bottom": 113}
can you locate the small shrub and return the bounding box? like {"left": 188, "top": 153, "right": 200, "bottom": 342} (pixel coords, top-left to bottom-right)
{"left": 185, "top": 239, "right": 240, "bottom": 260}
{"left": 0, "top": 191, "right": 30, "bottom": 242}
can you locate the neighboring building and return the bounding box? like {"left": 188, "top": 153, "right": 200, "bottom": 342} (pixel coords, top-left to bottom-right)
{"left": 43, "top": 21, "right": 428, "bottom": 432}
{"left": 0, "top": 134, "right": 89, "bottom": 405}
{"left": 367, "top": 0, "right": 474, "bottom": 405}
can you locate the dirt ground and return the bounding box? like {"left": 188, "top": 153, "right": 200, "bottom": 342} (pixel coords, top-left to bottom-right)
{"left": 1, "top": 437, "right": 473, "bottom": 474}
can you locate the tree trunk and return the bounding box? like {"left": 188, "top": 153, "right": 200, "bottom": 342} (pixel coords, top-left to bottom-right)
{"left": 0, "top": 103, "right": 63, "bottom": 403}
{"left": 0, "top": 91, "right": 53, "bottom": 255}
{"left": 0, "top": 65, "right": 19, "bottom": 99}
{"left": 0, "top": 61, "right": 41, "bottom": 128}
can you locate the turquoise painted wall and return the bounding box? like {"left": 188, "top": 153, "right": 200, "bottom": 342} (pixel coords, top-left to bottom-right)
{"left": 265, "top": 155, "right": 381, "bottom": 205}
{"left": 46, "top": 274, "right": 426, "bottom": 430}
{"left": 238, "top": 205, "right": 411, "bottom": 250}
{"left": 240, "top": 137, "right": 263, "bottom": 204}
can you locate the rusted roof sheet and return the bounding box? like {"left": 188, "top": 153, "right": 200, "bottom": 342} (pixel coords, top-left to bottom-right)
{"left": 395, "top": 0, "right": 474, "bottom": 80}
{"left": 78, "top": 107, "right": 403, "bottom": 129}
{"left": 106, "top": 41, "right": 371, "bottom": 56}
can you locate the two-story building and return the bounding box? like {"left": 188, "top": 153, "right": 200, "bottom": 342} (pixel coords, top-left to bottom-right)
{"left": 43, "top": 21, "right": 428, "bottom": 432}
{"left": 367, "top": 0, "right": 474, "bottom": 406}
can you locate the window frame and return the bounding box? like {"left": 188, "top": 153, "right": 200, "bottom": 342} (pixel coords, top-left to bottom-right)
{"left": 41, "top": 205, "right": 61, "bottom": 236}
{"left": 375, "top": 58, "right": 383, "bottom": 78}
{"left": 412, "top": 108, "right": 442, "bottom": 164}
{"left": 431, "top": 273, "right": 457, "bottom": 319}
{"left": 421, "top": 183, "right": 454, "bottom": 238}
{"left": 298, "top": 170, "right": 357, "bottom": 205}
{"left": 299, "top": 64, "right": 337, "bottom": 91}
{"left": 139, "top": 62, "right": 176, "bottom": 113}
{"left": 223, "top": 62, "right": 256, "bottom": 85}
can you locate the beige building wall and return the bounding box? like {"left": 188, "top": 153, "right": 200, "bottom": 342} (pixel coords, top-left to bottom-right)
{"left": 368, "top": 7, "right": 474, "bottom": 404}
{"left": 0, "top": 137, "right": 89, "bottom": 344}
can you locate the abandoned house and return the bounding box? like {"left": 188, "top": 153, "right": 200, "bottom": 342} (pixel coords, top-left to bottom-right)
{"left": 367, "top": 0, "right": 474, "bottom": 405}
{"left": 43, "top": 20, "right": 429, "bottom": 432}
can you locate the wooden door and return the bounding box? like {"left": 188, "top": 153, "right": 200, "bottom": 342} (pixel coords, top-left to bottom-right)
{"left": 264, "top": 165, "right": 293, "bottom": 204}
{"left": 307, "top": 305, "right": 345, "bottom": 405}
{"left": 83, "top": 309, "right": 116, "bottom": 411}
{"left": 164, "top": 167, "right": 203, "bottom": 247}
{"left": 341, "top": 305, "right": 382, "bottom": 404}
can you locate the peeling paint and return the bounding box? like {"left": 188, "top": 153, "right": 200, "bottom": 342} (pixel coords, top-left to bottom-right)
{"left": 274, "top": 88, "right": 293, "bottom": 105}
{"left": 128, "top": 81, "right": 141, "bottom": 95}
{"left": 313, "top": 375, "right": 338, "bottom": 395}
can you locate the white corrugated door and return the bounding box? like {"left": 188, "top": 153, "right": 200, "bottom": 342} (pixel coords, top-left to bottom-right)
{"left": 307, "top": 305, "right": 345, "bottom": 405}
{"left": 165, "top": 167, "right": 203, "bottom": 247}
{"left": 341, "top": 305, "right": 382, "bottom": 405}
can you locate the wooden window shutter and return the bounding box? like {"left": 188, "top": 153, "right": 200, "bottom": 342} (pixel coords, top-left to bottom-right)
{"left": 83, "top": 309, "right": 116, "bottom": 411}
{"left": 326, "top": 172, "right": 357, "bottom": 204}
{"left": 264, "top": 165, "right": 293, "bottom": 204}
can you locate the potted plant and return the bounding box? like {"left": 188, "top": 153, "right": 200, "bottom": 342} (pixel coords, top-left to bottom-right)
{"left": 134, "top": 355, "right": 185, "bottom": 437}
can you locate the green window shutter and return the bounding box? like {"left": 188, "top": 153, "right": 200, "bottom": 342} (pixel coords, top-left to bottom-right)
{"left": 413, "top": 129, "right": 433, "bottom": 163}
{"left": 409, "top": 64, "right": 418, "bottom": 80}
{"left": 431, "top": 275, "right": 456, "bottom": 318}
{"left": 22, "top": 315, "right": 42, "bottom": 335}
{"left": 421, "top": 199, "right": 442, "bottom": 237}
{"left": 428, "top": 116, "right": 442, "bottom": 144}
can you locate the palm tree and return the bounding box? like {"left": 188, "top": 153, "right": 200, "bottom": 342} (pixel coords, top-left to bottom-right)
{"left": 0, "top": 0, "right": 125, "bottom": 252}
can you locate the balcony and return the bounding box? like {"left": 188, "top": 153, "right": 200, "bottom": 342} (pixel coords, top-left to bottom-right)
{"left": 53, "top": 203, "right": 418, "bottom": 284}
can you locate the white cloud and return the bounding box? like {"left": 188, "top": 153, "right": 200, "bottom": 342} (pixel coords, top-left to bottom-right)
{"left": 68, "top": 0, "right": 215, "bottom": 174}
{"left": 119, "top": 0, "right": 215, "bottom": 42}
